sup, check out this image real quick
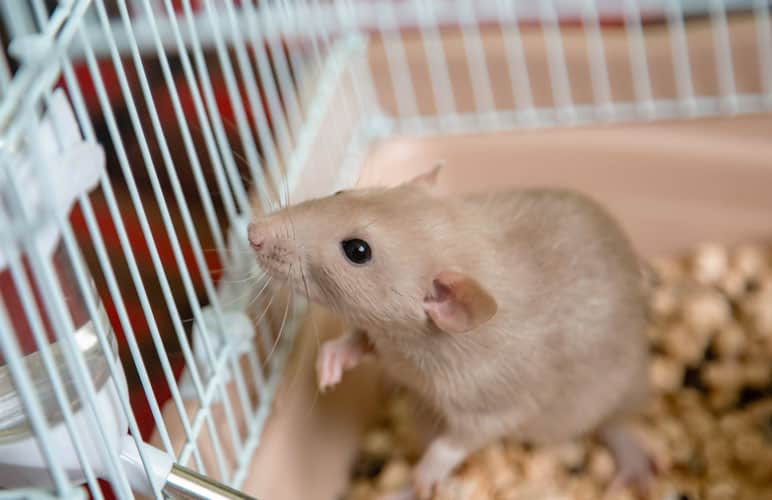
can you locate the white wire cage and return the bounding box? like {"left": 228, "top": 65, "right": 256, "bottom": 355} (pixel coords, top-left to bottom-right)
{"left": 0, "top": 0, "right": 770, "bottom": 499}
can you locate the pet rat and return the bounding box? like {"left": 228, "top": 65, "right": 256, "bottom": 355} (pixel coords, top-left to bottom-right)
{"left": 247, "top": 164, "right": 654, "bottom": 499}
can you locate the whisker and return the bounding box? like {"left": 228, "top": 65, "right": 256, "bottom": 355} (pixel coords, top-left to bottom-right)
{"left": 202, "top": 248, "right": 264, "bottom": 258}
{"left": 298, "top": 259, "right": 318, "bottom": 349}
{"left": 251, "top": 283, "right": 278, "bottom": 355}
{"left": 307, "top": 376, "right": 322, "bottom": 419}
{"left": 297, "top": 260, "right": 325, "bottom": 417}
{"left": 217, "top": 271, "right": 268, "bottom": 286}
{"left": 263, "top": 270, "right": 294, "bottom": 367}
{"left": 218, "top": 287, "right": 270, "bottom": 313}
{"left": 247, "top": 274, "right": 275, "bottom": 311}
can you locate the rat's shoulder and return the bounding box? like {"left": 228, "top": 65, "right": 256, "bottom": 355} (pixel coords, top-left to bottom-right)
{"left": 460, "top": 188, "right": 627, "bottom": 248}
{"left": 461, "top": 187, "right": 608, "bottom": 217}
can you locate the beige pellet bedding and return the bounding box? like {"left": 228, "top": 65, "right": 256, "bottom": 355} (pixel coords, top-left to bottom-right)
{"left": 344, "top": 243, "right": 772, "bottom": 500}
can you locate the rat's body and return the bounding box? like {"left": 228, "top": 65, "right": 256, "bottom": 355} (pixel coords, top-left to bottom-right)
{"left": 248, "top": 167, "right": 653, "bottom": 499}
{"left": 365, "top": 188, "right": 648, "bottom": 444}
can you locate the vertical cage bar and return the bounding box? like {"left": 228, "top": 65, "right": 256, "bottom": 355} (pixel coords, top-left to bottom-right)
{"left": 335, "top": 0, "right": 371, "bottom": 121}
{"left": 417, "top": 0, "right": 457, "bottom": 131}
{"left": 260, "top": 0, "right": 306, "bottom": 141}
{"left": 539, "top": 0, "right": 576, "bottom": 123}
{"left": 311, "top": 0, "right": 335, "bottom": 64}
{"left": 709, "top": 0, "right": 739, "bottom": 113}
{"left": 278, "top": 0, "right": 315, "bottom": 126}
{"left": 665, "top": 0, "right": 698, "bottom": 116}
{"left": 623, "top": 0, "right": 655, "bottom": 118}
{"left": 754, "top": 0, "right": 772, "bottom": 106}
{"left": 307, "top": 0, "right": 355, "bottom": 197}
{"left": 243, "top": 0, "right": 298, "bottom": 153}
{"left": 582, "top": 0, "right": 615, "bottom": 121}
{"left": 377, "top": 0, "right": 420, "bottom": 124}
{"left": 496, "top": 0, "right": 536, "bottom": 123}
{"left": 458, "top": 0, "right": 497, "bottom": 123}
{"left": 298, "top": 0, "right": 326, "bottom": 79}
{"left": 314, "top": 0, "right": 356, "bottom": 150}
{"left": 0, "top": 1, "right": 36, "bottom": 42}
{"left": 242, "top": 0, "right": 300, "bottom": 192}
{"left": 276, "top": 0, "right": 312, "bottom": 125}
{"left": 0, "top": 48, "right": 12, "bottom": 97}
{"left": 288, "top": 0, "right": 333, "bottom": 198}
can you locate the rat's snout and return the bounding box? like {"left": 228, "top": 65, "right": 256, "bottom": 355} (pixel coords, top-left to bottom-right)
{"left": 247, "top": 222, "right": 265, "bottom": 251}
{"left": 247, "top": 217, "right": 298, "bottom": 282}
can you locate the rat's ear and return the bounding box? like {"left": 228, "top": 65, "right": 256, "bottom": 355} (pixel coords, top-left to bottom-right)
{"left": 423, "top": 270, "right": 497, "bottom": 334}
{"left": 406, "top": 161, "right": 444, "bottom": 190}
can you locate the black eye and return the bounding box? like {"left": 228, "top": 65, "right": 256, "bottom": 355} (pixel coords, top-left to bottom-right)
{"left": 341, "top": 239, "right": 371, "bottom": 264}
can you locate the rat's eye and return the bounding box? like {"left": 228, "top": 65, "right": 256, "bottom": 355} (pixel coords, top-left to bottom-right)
{"left": 341, "top": 239, "right": 371, "bottom": 264}
{"left": 334, "top": 190, "right": 344, "bottom": 196}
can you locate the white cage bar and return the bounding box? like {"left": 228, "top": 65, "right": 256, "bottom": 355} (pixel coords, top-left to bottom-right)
{"left": 0, "top": 0, "right": 770, "bottom": 499}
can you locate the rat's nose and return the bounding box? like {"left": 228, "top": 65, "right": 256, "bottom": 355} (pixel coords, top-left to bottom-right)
{"left": 247, "top": 222, "right": 264, "bottom": 251}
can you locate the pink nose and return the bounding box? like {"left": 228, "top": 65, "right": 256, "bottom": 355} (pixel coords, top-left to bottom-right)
{"left": 247, "top": 222, "right": 264, "bottom": 251}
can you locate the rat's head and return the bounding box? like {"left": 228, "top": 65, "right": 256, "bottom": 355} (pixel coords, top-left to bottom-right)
{"left": 247, "top": 164, "right": 497, "bottom": 335}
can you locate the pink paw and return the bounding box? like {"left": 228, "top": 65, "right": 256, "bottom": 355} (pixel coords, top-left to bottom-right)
{"left": 412, "top": 437, "right": 468, "bottom": 500}
{"left": 375, "top": 487, "right": 414, "bottom": 500}
{"left": 413, "top": 459, "right": 446, "bottom": 500}
{"left": 315, "top": 338, "right": 360, "bottom": 392}
{"left": 600, "top": 426, "right": 658, "bottom": 499}
{"left": 605, "top": 451, "right": 658, "bottom": 499}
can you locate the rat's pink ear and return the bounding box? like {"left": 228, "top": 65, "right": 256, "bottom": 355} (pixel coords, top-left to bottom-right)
{"left": 423, "top": 270, "right": 497, "bottom": 334}
{"left": 406, "top": 161, "right": 444, "bottom": 190}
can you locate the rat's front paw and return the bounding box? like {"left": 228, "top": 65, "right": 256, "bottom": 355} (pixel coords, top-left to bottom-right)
{"left": 600, "top": 426, "right": 658, "bottom": 500}
{"left": 412, "top": 436, "right": 469, "bottom": 500}
{"left": 413, "top": 460, "right": 445, "bottom": 500}
{"left": 604, "top": 452, "right": 657, "bottom": 500}
{"left": 315, "top": 338, "right": 360, "bottom": 392}
{"left": 316, "top": 341, "right": 344, "bottom": 392}
{"left": 316, "top": 330, "right": 373, "bottom": 393}
{"left": 375, "top": 487, "right": 414, "bottom": 500}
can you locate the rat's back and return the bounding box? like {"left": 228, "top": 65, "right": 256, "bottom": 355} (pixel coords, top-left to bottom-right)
{"left": 438, "top": 188, "right": 650, "bottom": 444}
